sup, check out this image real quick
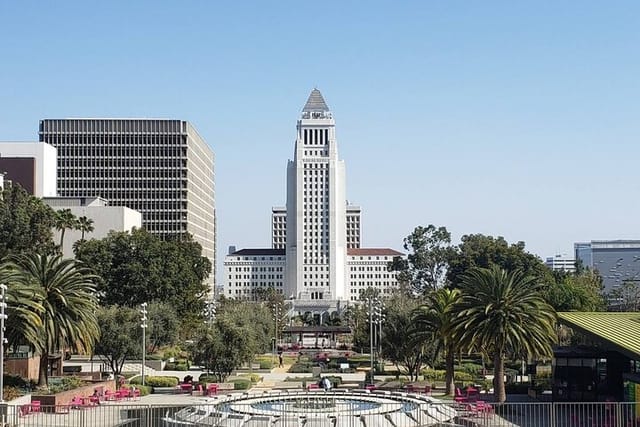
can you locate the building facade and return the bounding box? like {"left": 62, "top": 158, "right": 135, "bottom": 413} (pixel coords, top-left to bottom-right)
{"left": 39, "top": 119, "right": 216, "bottom": 288}
{"left": 224, "top": 90, "right": 404, "bottom": 311}
{"left": 0, "top": 141, "right": 57, "bottom": 197}
{"left": 544, "top": 254, "right": 576, "bottom": 273}
{"left": 575, "top": 240, "right": 640, "bottom": 293}
{"left": 44, "top": 197, "right": 142, "bottom": 259}
{"left": 224, "top": 248, "right": 286, "bottom": 300}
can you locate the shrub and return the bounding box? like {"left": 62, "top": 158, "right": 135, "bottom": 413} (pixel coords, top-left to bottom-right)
{"left": 243, "top": 373, "right": 262, "bottom": 383}
{"left": 130, "top": 376, "right": 179, "bottom": 387}
{"left": 259, "top": 360, "right": 273, "bottom": 369}
{"left": 130, "top": 385, "right": 152, "bottom": 396}
{"left": 231, "top": 378, "right": 251, "bottom": 390}
{"left": 198, "top": 374, "right": 217, "bottom": 383}
{"left": 3, "top": 386, "right": 22, "bottom": 401}
{"left": 47, "top": 376, "right": 87, "bottom": 394}
{"left": 3, "top": 375, "right": 35, "bottom": 391}
{"left": 165, "top": 362, "right": 189, "bottom": 371}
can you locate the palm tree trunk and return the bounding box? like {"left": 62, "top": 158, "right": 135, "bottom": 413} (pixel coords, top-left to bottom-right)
{"left": 38, "top": 351, "right": 49, "bottom": 387}
{"left": 445, "top": 344, "right": 455, "bottom": 395}
{"left": 493, "top": 352, "right": 506, "bottom": 403}
{"left": 60, "top": 229, "right": 66, "bottom": 248}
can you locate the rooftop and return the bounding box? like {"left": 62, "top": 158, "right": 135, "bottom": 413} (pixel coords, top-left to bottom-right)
{"left": 347, "top": 248, "right": 404, "bottom": 257}
{"left": 302, "top": 89, "right": 330, "bottom": 113}
{"left": 557, "top": 312, "right": 640, "bottom": 360}
{"left": 230, "top": 248, "right": 286, "bottom": 256}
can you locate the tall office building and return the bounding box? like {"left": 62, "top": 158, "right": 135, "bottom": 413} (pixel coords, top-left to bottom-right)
{"left": 574, "top": 240, "right": 640, "bottom": 293}
{"left": 224, "top": 90, "right": 403, "bottom": 311}
{"left": 284, "top": 89, "right": 347, "bottom": 302}
{"left": 544, "top": 254, "right": 576, "bottom": 273}
{"left": 39, "top": 119, "right": 216, "bottom": 288}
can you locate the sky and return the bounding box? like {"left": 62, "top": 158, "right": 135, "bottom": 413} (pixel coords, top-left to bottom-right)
{"left": 1, "top": 1, "right": 640, "bottom": 283}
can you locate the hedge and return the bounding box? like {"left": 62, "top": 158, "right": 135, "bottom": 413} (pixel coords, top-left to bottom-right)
{"left": 259, "top": 360, "right": 273, "bottom": 369}
{"left": 421, "top": 369, "right": 474, "bottom": 382}
{"left": 231, "top": 378, "right": 251, "bottom": 390}
{"left": 130, "top": 376, "right": 179, "bottom": 387}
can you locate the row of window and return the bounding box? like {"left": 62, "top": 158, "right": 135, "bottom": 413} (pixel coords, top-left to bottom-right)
{"left": 229, "top": 266, "right": 283, "bottom": 272}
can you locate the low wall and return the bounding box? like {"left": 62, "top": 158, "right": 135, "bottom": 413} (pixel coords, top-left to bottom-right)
{"left": 126, "top": 359, "right": 165, "bottom": 371}
{"left": 31, "top": 379, "right": 115, "bottom": 412}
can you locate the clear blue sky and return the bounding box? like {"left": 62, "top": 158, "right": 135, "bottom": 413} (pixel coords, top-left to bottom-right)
{"left": 2, "top": 1, "right": 640, "bottom": 282}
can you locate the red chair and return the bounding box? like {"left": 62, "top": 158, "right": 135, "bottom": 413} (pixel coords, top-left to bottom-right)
{"left": 70, "top": 396, "right": 85, "bottom": 409}
{"left": 206, "top": 383, "right": 219, "bottom": 396}
{"left": 30, "top": 400, "right": 41, "bottom": 413}
{"left": 454, "top": 388, "right": 468, "bottom": 403}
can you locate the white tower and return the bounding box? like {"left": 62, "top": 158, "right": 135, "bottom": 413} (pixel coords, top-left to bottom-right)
{"left": 285, "top": 90, "right": 347, "bottom": 302}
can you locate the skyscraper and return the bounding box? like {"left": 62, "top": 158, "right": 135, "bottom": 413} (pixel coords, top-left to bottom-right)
{"left": 224, "top": 90, "right": 403, "bottom": 311}
{"left": 285, "top": 89, "right": 347, "bottom": 301}
{"left": 39, "top": 119, "right": 216, "bottom": 288}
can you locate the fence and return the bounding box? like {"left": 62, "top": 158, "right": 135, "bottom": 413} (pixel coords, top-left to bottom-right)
{"left": 4, "top": 399, "right": 640, "bottom": 427}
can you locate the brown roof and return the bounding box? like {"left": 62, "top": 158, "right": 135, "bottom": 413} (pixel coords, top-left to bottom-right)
{"left": 231, "top": 248, "right": 285, "bottom": 256}
{"left": 347, "top": 248, "right": 403, "bottom": 256}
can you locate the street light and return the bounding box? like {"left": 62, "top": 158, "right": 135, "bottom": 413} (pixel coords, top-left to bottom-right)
{"left": 140, "top": 302, "right": 148, "bottom": 387}
{"left": 204, "top": 299, "right": 216, "bottom": 328}
{"left": 365, "top": 295, "right": 383, "bottom": 385}
{"left": 0, "top": 284, "right": 7, "bottom": 403}
{"left": 272, "top": 303, "right": 281, "bottom": 364}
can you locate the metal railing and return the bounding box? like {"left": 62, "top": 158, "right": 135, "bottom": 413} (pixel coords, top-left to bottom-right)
{"left": 5, "top": 400, "right": 640, "bottom": 427}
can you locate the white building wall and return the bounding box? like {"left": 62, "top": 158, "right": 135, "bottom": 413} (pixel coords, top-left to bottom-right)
{"left": 0, "top": 142, "right": 57, "bottom": 197}
{"left": 223, "top": 251, "right": 286, "bottom": 299}
{"left": 44, "top": 198, "right": 142, "bottom": 259}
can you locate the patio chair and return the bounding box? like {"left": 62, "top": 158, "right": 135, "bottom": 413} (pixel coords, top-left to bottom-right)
{"left": 454, "top": 388, "right": 468, "bottom": 403}
{"left": 30, "top": 400, "right": 41, "bottom": 413}
{"left": 70, "top": 396, "right": 85, "bottom": 409}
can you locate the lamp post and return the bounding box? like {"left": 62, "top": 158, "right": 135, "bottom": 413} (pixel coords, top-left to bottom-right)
{"left": 272, "top": 303, "right": 280, "bottom": 363}
{"left": 368, "top": 297, "right": 374, "bottom": 385}
{"left": 204, "top": 299, "right": 216, "bottom": 328}
{"left": 140, "top": 302, "right": 148, "bottom": 387}
{"left": 0, "top": 284, "right": 7, "bottom": 403}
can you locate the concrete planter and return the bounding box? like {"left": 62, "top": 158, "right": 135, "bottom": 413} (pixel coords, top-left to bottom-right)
{"left": 31, "top": 380, "right": 115, "bottom": 413}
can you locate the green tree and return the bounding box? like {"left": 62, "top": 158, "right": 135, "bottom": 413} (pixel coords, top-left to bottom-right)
{"left": 451, "top": 266, "right": 556, "bottom": 402}
{"left": 380, "top": 291, "right": 432, "bottom": 381}
{"left": 0, "top": 263, "right": 43, "bottom": 349}
{"left": 608, "top": 280, "right": 640, "bottom": 311}
{"left": 412, "top": 288, "right": 461, "bottom": 395}
{"left": 191, "top": 318, "right": 256, "bottom": 382}
{"left": 0, "top": 184, "right": 56, "bottom": 259}
{"left": 95, "top": 306, "right": 142, "bottom": 376}
{"left": 389, "top": 225, "right": 455, "bottom": 293}
{"left": 447, "top": 234, "right": 550, "bottom": 286}
{"left": 9, "top": 253, "right": 100, "bottom": 386}
{"left": 545, "top": 270, "right": 605, "bottom": 311}
{"left": 147, "top": 301, "right": 180, "bottom": 354}
{"left": 75, "top": 228, "right": 211, "bottom": 319}
{"left": 77, "top": 216, "right": 94, "bottom": 241}
{"left": 54, "top": 209, "right": 78, "bottom": 249}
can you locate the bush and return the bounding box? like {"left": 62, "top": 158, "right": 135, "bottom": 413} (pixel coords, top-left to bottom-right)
{"left": 243, "top": 373, "right": 262, "bottom": 383}
{"left": 47, "top": 376, "right": 87, "bottom": 394}
{"left": 288, "top": 361, "right": 313, "bottom": 373}
{"left": 420, "top": 369, "right": 474, "bottom": 383}
{"left": 259, "top": 360, "right": 273, "bottom": 370}
{"left": 127, "top": 385, "right": 152, "bottom": 396}
{"left": 3, "top": 375, "right": 35, "bottom": 391}
{"left": 3, "top": 386, "right": 22, "bottom": 401}
{"left": 165, "top": 362, "right": 189, "bottom": 371}
{"left": 198, "top": 374, "right": 217, "bottom": 383}
{"left": 130, "top": 376, "right": 179, "bottom": 387}
{"left": 231, "top": 378, "right": 251, "bottom": 390}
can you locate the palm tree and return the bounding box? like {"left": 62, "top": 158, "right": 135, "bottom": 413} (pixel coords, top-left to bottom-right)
{"left": 54, "top": 209, "right": 78, "bottom": 249}
{"left": 10, "top": 253, "right": 100, "bottom": 387}
{"left": 412, "top": 288, "right": 461, "bottom": 395}
{"left": 77, "top": 216, "right": 94, "bottom": 241}
{"left": 0, "top": 262, "right": 43, "bottom": 350}
{"left": 451, "top": 266, "right": 556, "bottom": 402}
